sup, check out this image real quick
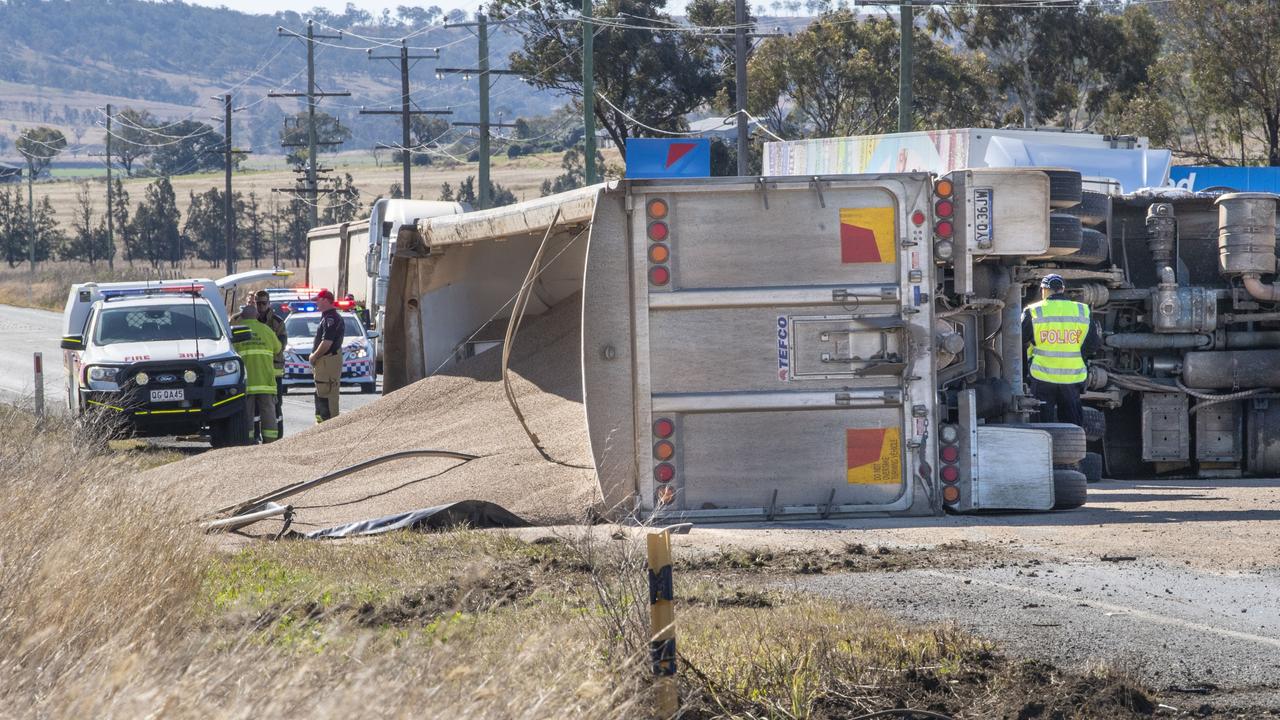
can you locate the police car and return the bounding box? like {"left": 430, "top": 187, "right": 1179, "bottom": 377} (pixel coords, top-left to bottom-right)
{"left": 60, "top": 270, "right": 291, "bottom": 447}
{"left": 280, "top": 307, "right": 379, "bottom": 394}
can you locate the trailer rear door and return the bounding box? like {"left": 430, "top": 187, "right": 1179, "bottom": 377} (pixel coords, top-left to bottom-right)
{"left": 589, "top": 176, "right": 939, "bottom": 520}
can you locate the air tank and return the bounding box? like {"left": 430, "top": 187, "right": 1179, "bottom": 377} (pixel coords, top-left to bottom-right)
{"left": 1217, "top": 192, "right": 1279, "bottom": 276}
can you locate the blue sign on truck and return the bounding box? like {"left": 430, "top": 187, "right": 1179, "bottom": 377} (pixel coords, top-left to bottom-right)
{"left": 625, "top": 138, "right": 711, "bottom": 179}
{"left": 1168, "top": 166, "right": 1280, "bottom": 193}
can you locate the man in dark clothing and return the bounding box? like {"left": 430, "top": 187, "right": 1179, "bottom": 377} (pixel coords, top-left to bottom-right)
{"left": 308, "top": 288, "right": 345, "bottom": 422}
{"left": 1021, "top": 274, "right": 1101, "bottom": 427}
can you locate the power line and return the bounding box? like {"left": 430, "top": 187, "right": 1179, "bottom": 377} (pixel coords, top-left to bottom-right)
{"left": 272, "top": 19, "right": 353, "bottom": 230}
{"left": 361, "top": 39, "right": 451, "bottom": 199}
{"left": 437, "top": 12, "right": 523, "bottom": 209}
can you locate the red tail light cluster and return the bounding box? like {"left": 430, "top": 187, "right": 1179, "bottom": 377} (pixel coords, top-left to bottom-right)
{"left": 939, "top": 423, "right": 961, "bottom": 505}
{"left": 647, "top": 198, "right": 671, "bottom": 287}
{"left": 934, "top": 179, "right": 955, "bottom": 239}
{"left": 653, "top": 416, "right": 677, "bottom": 505}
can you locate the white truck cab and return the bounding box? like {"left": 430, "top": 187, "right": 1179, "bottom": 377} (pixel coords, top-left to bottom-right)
{"left": 60, "top": 270, "right": 291, "bottom": 447}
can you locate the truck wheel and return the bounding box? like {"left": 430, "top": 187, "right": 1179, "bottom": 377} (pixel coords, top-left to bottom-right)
{"left": 1001, "top": 422, "right": 1087, "bottom": 465}
{"left": 1064, "top": 228, "right": 1109, "bottom": 266}
{"left": 1053, "top": 468, "right": 1088, "bottom": 509}
{"left": 1048, "top": 213, "right": 1084, "bottom": 254}
{"left": 1044, "top": 169, "right": 1083, "bottom": 209}
{"left": 1079, "top": 452, "right": 1104, "bottom": 483}
{"left": 360, "top": 382, "right": 377, "bottom": 394}
{"left": 1082, "top": 406, "right": 1106, "bottom": 442}
{"left": 1061, "top": 190, "right": 1109, "bottom": 227}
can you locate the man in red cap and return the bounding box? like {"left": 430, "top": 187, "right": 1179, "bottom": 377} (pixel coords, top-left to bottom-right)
{"left": 307, "top": 288, "right": 345, "bottom": 422}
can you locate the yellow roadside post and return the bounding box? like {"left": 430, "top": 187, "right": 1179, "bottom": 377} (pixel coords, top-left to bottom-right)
{"left": 647, "top": 523, "right": 691, "bottom": 718}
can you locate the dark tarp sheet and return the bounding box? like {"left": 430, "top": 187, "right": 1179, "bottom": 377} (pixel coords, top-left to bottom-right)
{"left": 303, "top": 500, "right": 531, "bottom": 539}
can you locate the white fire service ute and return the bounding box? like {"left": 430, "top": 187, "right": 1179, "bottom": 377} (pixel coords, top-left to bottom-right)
{"left": 60, "top": 269, "right": 291, "bottom": 447}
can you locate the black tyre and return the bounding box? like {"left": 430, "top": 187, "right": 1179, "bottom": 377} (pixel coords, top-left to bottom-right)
{"left": 1060, "top": 190, "right": 1109, "bottom": 227}
{"left": 1048, "top": 213, "right": 1084, "bottom": 254}
{"left": 361, "top": 382, "right": 377, "bottom": 394}
{"left": 1064, "top": 228, "right": 1109, "bottom": 266}
{"left": 1079, "top": 451, "right": 1103, "bottom": 483}
{"left": 1002, "top": 422, "right": 1087, "bottom": 465}
{"left": 1082, "top": 406, "right": 1106, "bottom": 443}
{"left": 1053, "top": 468, "right": 1088, "bottom": 509}
{"left": 1044, "top": 169, "right": 1083, "bottom": 209}
{"left": 210, "top": 410, "right": 250, "bottom": 448}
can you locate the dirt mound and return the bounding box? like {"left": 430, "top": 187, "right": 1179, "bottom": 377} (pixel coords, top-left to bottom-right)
{"left": 140, "top": 295, "right": 602, "bottom": 531}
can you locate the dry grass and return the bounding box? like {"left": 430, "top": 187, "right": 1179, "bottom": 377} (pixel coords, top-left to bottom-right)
{"left": 29, "top": 149, "right": 581, "bottom": 224}
{"left": 0, "top": 404, "right": 1168, "bottom": 719}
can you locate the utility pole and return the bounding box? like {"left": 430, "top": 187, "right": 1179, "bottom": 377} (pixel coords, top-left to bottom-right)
{"left": 26, "top": 159, "right": 34, "bottom": 274}
{"left": 898, "top": 0, "right": 913, "bottom": 132}
{"left": 273, "top": 20, "right": 351, "bottom": 228}
{"left": 210, "top": 94, "right": 252, "bottom": 276}
{"left": 104, "top": 103, "right": 114, "bottom": 270}
{"left": 734, "top": 0, "right": 749, "bottom": 175}
{"left": 223, "top": 95, "right": 236, "bottom": 276}
{"left": 583, "top": 0, "right": 596, "bottom": 184}
{"left": 439, "top": 12, "right": 520, "bottom": 209}
{"left": 860, "top": 0, "right": 943, "bottom": 132}
{"left": 361, "top": 40, "right": 451, "bottom": 200}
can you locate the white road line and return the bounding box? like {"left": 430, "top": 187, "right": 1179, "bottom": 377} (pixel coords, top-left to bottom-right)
{"left": 920, "top": 569, "right": 1280, "bottom": 650}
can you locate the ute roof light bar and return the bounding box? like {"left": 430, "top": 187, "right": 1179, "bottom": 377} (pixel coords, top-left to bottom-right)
{"left": 100, "top": 285, "right": 204, "bottom": 301}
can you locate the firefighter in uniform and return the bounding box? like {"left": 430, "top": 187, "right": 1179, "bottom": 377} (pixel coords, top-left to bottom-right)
{"left": 232, "top": 299, "right": 282, "bottom": 442}
{"left": 1022, "top": 274, "right": 1099, "bottom": 428}
{"left": 309, "top": 288, "right": 345, "bottom": 422}
{"left": 232, "top": 290, "right": 288, "bottom": 437}
{"left": 347, "top": 292, "right": 370, "bottom": 328}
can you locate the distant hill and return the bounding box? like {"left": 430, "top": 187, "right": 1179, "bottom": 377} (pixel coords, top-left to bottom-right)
{"left": 0, "top": 0, "right": 567, "bottom": 160}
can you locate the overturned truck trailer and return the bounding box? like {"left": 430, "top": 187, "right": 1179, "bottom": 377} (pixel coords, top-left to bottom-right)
{"left": 385, "top": 172, "right": 1090, "bottom": 521}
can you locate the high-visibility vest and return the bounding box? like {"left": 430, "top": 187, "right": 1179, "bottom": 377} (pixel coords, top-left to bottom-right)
{"left": 234, "top": 319, "right": 283, "bottom": 395}
{"left": 1026, "top": 298, "right": 1090, "bottom": 384}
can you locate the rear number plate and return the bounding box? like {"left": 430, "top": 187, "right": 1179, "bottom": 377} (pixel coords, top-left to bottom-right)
{"left": 973, "top": 187, "right": 994, "bottom": 247}
{"left": 150, "top": 388, "right": 184, "bottom": 402}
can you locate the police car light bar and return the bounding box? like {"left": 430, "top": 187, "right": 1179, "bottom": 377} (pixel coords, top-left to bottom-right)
{"left": 336, "top": 299, "right": 354, "bottom": 309}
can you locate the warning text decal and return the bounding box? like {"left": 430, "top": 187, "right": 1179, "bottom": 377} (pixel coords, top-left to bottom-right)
{"left": 845, "top": 427, "right": 903, "bottom": 485}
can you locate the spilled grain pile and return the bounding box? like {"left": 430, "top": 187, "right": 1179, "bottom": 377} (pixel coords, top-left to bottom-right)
{"left": 140, "top": 294, "right": 603, "bottom": 531}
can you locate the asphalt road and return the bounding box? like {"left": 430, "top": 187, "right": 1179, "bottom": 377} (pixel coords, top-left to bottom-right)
{"left": 662, "top": 478, "right": 1280, "bottom": 708}
{"left": 0, "top": 303, "right": 382, "bottom": 437}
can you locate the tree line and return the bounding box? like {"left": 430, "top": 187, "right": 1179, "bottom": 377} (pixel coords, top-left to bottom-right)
{"left": 0, "top": 174, "right": 363, "bottom": 270}
{"left": 499, "top": 0, "right": 1280, "bottom": 168}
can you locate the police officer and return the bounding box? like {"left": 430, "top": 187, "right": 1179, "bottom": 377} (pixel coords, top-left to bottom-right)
{"left": 1022, "top": 274, "right": 1099, "bottom": 427}
{"left": 232, "top": 290, "right": 288, "bottom": 436}
{"left": 309, "top": 288, "right": 345, "bottom": 423}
